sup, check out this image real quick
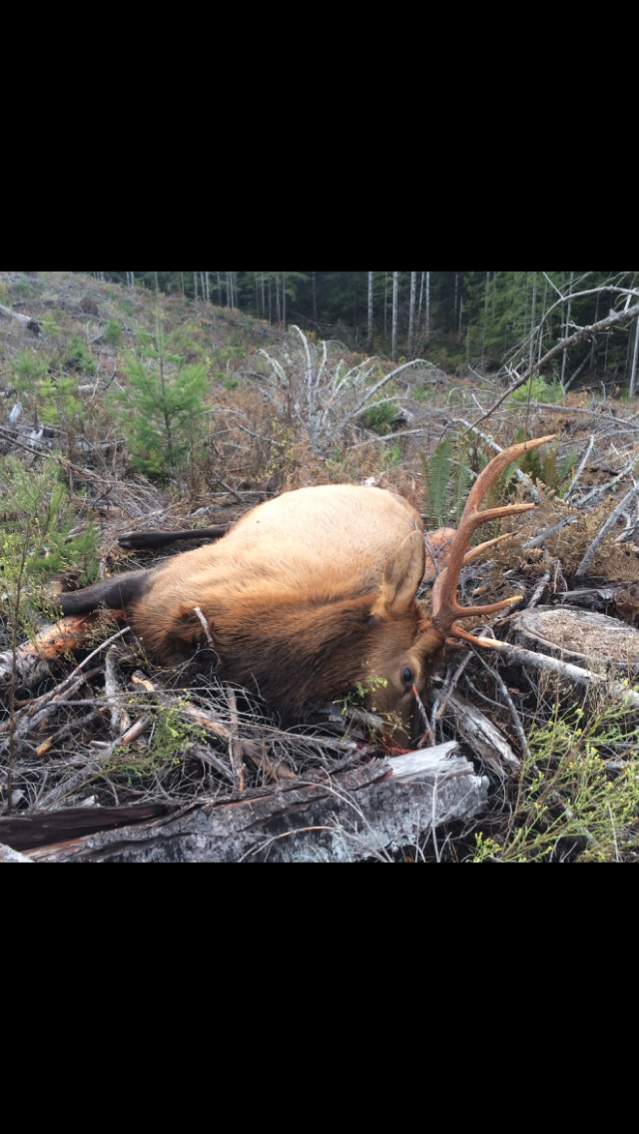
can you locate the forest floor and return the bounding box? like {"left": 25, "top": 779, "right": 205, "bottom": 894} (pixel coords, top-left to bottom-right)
{"left": 2, "top": 271, "right": 639, "bottom": 861}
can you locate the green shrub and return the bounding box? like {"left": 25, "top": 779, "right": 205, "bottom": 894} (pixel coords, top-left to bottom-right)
{"left": 472, "top": 700, "right": 639, "bottom": 863}
{"left": 360, "top": 400, "right": 399, "bottom": 435}
{"left": 511, "top": 376, "right": 564, "bottom": 405}
{"left": 114, "top": 349, "right": 208, "bottom": 479}
{"left": 103, "top": 320, "right": 123, "bottom": 347}
{"left": 0, "top": 457, "right": 99, "bottom": 599}
{"left": 62, "top": 335, "right": 96, "bottom": 376}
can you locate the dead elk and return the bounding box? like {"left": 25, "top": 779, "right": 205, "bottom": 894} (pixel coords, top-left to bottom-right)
{"left": 12, "top": 435, "right": 556, "bottom": 743}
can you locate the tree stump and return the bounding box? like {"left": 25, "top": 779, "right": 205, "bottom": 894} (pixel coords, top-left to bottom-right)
{"left": 513, "top": 606, "right": 639, "bottom": 673}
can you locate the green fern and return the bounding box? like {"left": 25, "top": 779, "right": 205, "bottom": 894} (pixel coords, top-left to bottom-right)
{"left": 425, "top": 438, "right": 453, "bottom": 527}
{"left": 451, "top": 438, "right": 474, "bottom": 524}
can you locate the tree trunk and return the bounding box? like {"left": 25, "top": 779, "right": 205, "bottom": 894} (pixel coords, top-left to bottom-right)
{"left": 408, "top": 270, "right": 416, "bottom": 355}
{"left": 425, "top": 271, "right": 431, "bottom": 340}
{"left": 417, "top": 271, "right": 425, "bottom": 328}
{"left": 367, "top": 271, "right": 374, "bottom": 351}
{"left": 528, "top": 272, "right": 537, "bottom": 372}
{"left": 629, "top": 314, "right": 639, "bottom": 398}
{"left": 560, "top": 271, "right": 574, "bottom": 386}
{"left": 391, "top": 271, "right": 399, "bottom": 360}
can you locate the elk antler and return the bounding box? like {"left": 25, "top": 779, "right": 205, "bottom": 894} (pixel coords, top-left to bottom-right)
{"left": 428, "top": 435, "right": 557, "bottom": 647}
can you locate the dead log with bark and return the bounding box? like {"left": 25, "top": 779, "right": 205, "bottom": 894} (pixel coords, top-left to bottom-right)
{"left": 0, "top": 742, "right": 489, "bottom": 862}
{"left": 0, "top": 301, "right": 41, "bottom": 335}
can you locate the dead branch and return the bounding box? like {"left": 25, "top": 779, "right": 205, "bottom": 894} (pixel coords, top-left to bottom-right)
{"left": 576, "top": 484, "right": 639, "bottom": 576}
{"left": 468, "top": 301, "right": 639, "bottom": 431}
{"left": 466, "top": 625, "right": 639, "bottom": 710}
{"left": 104, "top": 646, "right": 131, "bottom": 735}
{"left": 444, "top": 692, "right": 520, "bottom": 772}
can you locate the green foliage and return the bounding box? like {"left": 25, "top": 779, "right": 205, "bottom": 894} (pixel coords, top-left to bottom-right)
{"left": 114, "top": 339, "right": 209, "bottom": 479}
{"left": 426, "top": 437, "right": 453, "bottom": 527}
{"left": 11, "top": 350, "right": 84, "bottom": 428}
{"left": 513, "top": 431, "right": 575, "bottom": 494}
{"left": 111, "top": 703, "right": 207, "bottom": 783}
{"left": 166, "top": 322, "right": 205, "bottom": 362}
{"left": 510, "top": 375, "right": 564, "bottom": 405}
{"left": 0, "top": 457, "right": 99, "bottom": 603}
{"left": 103, "top": 320, "right": 123, "bottom": 347}
{"left": 62, "top": 335, "right": 96, "bottom": 376}
{"left": 383, "top": 442, "right": 403, "bottom": 468}
{"left": 361, "top": 400, "right": 399, "bottom": 435}
{"left": 11, "top": 349, "right": 49, "bottom": 390}
{"left": 425, "top": 437, "right": 476, "bottom": 527}
{"left": 472, "top": 700, "right": 639, "bottom": 862}
{"left": 413, "top": 383, "right": 435, "bottom": 403}
{"left": 41, "top": 313, "right": 62, "bottom": 337}
{"left": 40, "top": 375, "right": 85, "bottom": 427}
{"left": 11, "top": 279, "right": 36, "bottom": 300}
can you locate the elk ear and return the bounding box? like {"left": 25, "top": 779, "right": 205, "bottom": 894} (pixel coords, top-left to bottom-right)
{"left": 373, "top": 530, "right": 425, "bottom": 618}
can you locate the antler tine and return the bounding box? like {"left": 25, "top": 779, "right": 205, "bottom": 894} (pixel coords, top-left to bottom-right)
{"left": 430, "top": 434, "right": 557, "bottom": 638}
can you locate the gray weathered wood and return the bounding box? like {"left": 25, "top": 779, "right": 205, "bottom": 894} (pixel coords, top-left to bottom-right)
{"left": 0, "top": 841, "right": 35, "bottom": 863}
{"left": 14, "top": 742, "right": 489, "bottom": 863}
{"left": 0, "top": 301, "right": 41, "bottom": 334}
{"left": 514, "top": 606, "right": 639, "bottom": 672}
{"left": 444, "top": 693, "right": 520, "bottom": 771}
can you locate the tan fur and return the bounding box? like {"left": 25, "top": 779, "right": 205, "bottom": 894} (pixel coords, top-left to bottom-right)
{"left": 126, "top": 484, "right": 440, "bottom": 741}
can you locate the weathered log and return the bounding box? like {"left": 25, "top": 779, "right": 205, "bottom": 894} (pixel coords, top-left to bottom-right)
{"left": 2, "top": 742, "right": 489, "bottom": 862}
{"left": 513, "top": 606, "right": 639, "bottom": 672}
{"left": 0, "top": 301, "right": 41, "bottom": 335}
{"left": 444, "top": 692, "right": 520, "bottom": 771}
{"left": 0, "top": 841, "right": 35, "bottom": 863}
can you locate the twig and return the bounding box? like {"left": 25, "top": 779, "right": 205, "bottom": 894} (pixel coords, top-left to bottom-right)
{"left": 526, "top": 572, "right": 551, "bottom": 609}
{"left": 193, "top": 607, "right": 214, "bottom": 646}
{"left": 225, "top": 686, "right": 245, "bottom": 793}
{"left": 464, "top": 635, "right": 639, "bottom": 709}
{"left": 565, "top": 434, "right": 595, "bottom": 500}
{"left": 576, "top": 483, "right": 639, "bottom": 576}
{"left": 104, "top": 646, "right": 132, "bottom": 735}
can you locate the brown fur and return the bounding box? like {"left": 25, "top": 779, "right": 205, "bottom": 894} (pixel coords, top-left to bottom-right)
{"left": 63, "top": 485, "right": 449, "bottom": 740}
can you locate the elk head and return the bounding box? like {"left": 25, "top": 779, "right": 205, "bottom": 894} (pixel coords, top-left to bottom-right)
{"left": 353, "top": 434, "right": 556, "bottom": 744}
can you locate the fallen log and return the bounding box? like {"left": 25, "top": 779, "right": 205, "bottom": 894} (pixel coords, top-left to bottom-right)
{"left": 0, "top": 301, "right": 41, "bottom": 335}
{"left": 1, "top": 742, "right": 489, "bottom": 862}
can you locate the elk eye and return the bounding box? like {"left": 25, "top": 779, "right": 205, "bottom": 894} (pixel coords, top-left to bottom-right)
{"left": 401, "top": 666, "right": 414, "bottom": 685}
